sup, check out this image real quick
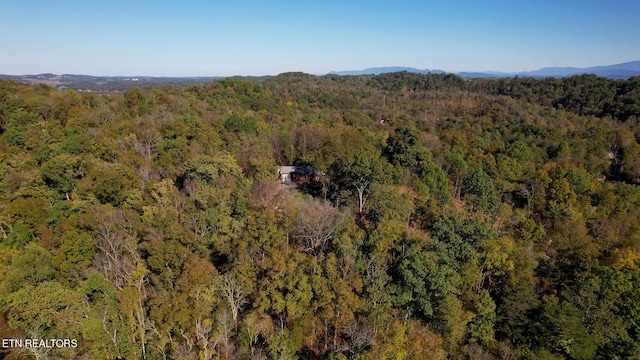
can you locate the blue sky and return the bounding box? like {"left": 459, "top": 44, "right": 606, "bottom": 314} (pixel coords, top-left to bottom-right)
{"left": 1, "top": 0, "right": 639, "bottom": 76}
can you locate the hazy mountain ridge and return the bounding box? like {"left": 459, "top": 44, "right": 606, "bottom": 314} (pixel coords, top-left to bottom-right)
{"left": 2, "top": 60, "right": 639, "bottom": 92}
{"left": 518, "top": 61, "right": 640, "bottom": 78}
{"left": 328, "top": 66, "right": 446, "bottom": 76}
{"left": 0, "top": 73, "right": 223, "bottom": 92}
{"left": 333, "top": 60, "right": 640, "bottom": 79}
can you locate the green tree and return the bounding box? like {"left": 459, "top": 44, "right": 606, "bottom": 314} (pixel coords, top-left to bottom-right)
{"left": 385, "top": 127, "right": 421, "bottom": 169}
{"left": 2, "top": 242, "right": 56, "bottom": 294}
{"left": 397, "top": 248, "right": 461, "bottom": 320}
{"left": 5, "top": 196, "right": 50, "bottom": 244}
{"left": 468, "top": 289, "right": 496, "bottom": 344}
{"left": 437, "top": 295, "right": 473, "bottom": 351}
{"left": 40, "top": 154, "right": 86, "bottom": 200}
{"left": 536, "top": 295, "right": 597, "bottom": 359}
{"left": 82, "top": 273, "right": 137, "bottom": 359}
{"left": 447, "top": 147, "right": 468, "bottom": 200}
{"left": 462, "top": 166, "right": 499, "bottom": 213}
{"left": 416, "top": 161, "right": 451, "bottom": 205}
{"left": 330, "top": 132, "right": 390, "bottom": 214}
{"left": 544, "top": 178, "right": 579, "bottom": 219}
{"left": 1, "top": 108, "right": 40, "bottom": 147}
{"left": 80, "top": 163, "right": 136, "bottom": 206}
{"left": 1, "top": 281, "right": 83, "bottom": 359}
{"left": 224, "top": 113, "right": 258, "bottom": 134}
{"left": 53, "top": 229, "right": 96, "bottom": 285}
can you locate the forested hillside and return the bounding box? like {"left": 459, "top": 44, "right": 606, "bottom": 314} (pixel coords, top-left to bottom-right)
{"left": 1, "top": 73, "right": 640, "bottom": 359}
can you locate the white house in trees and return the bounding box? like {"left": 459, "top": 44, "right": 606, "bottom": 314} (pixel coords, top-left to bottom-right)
{"left": 277, "top": 166, "right": 313, "bottom": 184}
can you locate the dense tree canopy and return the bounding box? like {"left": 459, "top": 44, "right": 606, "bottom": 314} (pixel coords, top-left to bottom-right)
{"left": 1, "top": 73, "right": 640, "bottom": 359}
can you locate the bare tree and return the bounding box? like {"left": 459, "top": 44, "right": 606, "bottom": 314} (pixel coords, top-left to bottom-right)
{"left": 294, "top": 199, "right": 346, "bottom": 255}
{"left": 94, "top": 209, "right": 139, "bottom": 290}
{"left": 131, "top": 118, "right": 161, "bottom": 162}
{"left": 242, "top": 315, "right": 272, "bottom": 359}
{"left": 149, "top": 323, "right": 174, "bottom": 360}
{"left": 181, "top": 285, "right": 217, "bottom": 360}
{"left": 12, "top": 330, "right": 55, "bottom": 360}
{"left": 213, "top": 309, "right": 235, "bottom": 359}
{"left": 217, "top": 273, "right": 248, "bottom": 328}
{"left": 102, "top": 308, "right": 119, "bottom": 352}
{"left": 0, "top": 218, "right": 11, "bottom": 238}
{"left": 249, "top": 179, "right": 292, "bottom": 212}
{"left": 195, "top": 318, "right": 214, "bottom": 360}
{"left": 127, "top": 263, "right": 152, "bottom": 360}
{"left": 337, "top": 321, "right": 377, "bottom": 355}
{"left": 355, "top": 178, "right": 371, "bottom": 214}
{"left": 519, "top": 183, "right": 534, "bottom": 213}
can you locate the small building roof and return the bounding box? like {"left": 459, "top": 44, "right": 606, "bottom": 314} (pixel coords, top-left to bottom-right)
{"left": 277, "top": 166, "right": 297, "bottom": 174}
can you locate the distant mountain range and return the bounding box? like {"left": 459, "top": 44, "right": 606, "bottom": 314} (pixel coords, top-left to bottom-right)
{"left": 2, "top": 61, "right": 639, "bottom": 92}
{"left": 328, "top": 66, "right": 446, "bottom": 76}
{"left": 0, "top": 73, "right": 223, "bottom": 92}
{"left": 331, "top": 61, "right": 640, "bottom": 79}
